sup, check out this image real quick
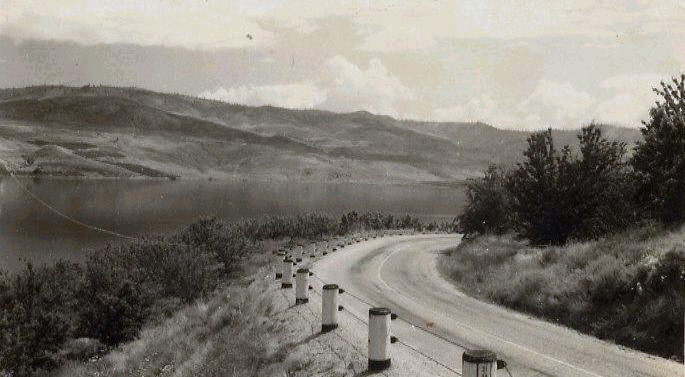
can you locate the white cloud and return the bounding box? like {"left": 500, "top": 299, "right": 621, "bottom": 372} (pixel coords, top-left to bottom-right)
{"left": 518, "top": 80, "right": 595, "bottom": 129}
{"left": 594, "top": 73, "right": 665, "bottom": 126}
{"left": 320, "top": 56, "right": 414, "bottom": 116}
{"left": 434, "top": 80, "right": 595, "bottom": 130}
{"left": 433, "top": 95, "right": 518, "bottom": 127}
{"left": 199, "top": 82, "right": 326, "bottom": 109}
{"left": 199, "top": 56, "right": 413, "bottom": 117}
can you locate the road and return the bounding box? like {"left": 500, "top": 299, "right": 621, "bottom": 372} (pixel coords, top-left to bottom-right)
{"left": 310, "top": 234, "right": 682, "bottom": 377}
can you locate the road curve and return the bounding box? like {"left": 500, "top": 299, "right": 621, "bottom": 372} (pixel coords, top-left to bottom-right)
{"left": 311, "top": 234, "right": 682, "bottom": 377}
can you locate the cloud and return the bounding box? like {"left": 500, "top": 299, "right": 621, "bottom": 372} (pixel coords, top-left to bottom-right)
{"left": 199, "top": 56, "right": 413, "bottom": 117}
{"left": 433, "top": 95, "right": 518, "bottom": 127}
{"left": 320, "top": 56, "right": 414, "bottom": 116}
{"left": 518, "top": 80, "right": 595, "bottom": 128}
{"left": 199, "top": 82, "right": 326, "bottom": 109}
{"left": 594, "top": 73, "right": 665, "bottom": 126}
{"left": 434, "top": 80, "right": 595, "bottom": 130}
{"left": 4, "top": 1, "right": 684, "bottom": 52}
{"left": 1, "top": 0, "right": 275, "bottom": 50}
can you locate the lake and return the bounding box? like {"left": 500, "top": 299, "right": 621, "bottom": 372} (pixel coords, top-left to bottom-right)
{"left": 0, "top": 177, "right": 465, "bottom": 273}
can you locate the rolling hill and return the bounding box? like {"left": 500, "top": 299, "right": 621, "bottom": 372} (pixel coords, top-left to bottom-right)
{"left": 0, "top": 85, "right": 642, "bottom": 183}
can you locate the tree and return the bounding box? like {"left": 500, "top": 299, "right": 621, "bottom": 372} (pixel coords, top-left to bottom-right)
{"left": 506, "top": 129, "right": 566, "bottom": 245}
{"left": 458, "top": 165, "right": 513, "bottom": 235}
{"left": 632, "top": 74, "right": 685, "bottom": 226}
{"left": 568, "top": 125, "right": 633, "bottom": 238}
{"left": 506, "top": 126, "right": 633, "bottom": 245}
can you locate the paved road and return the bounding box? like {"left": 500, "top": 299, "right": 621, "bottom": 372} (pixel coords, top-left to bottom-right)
{"left": 311, "top": 234, "right": 682, "bottom": 377}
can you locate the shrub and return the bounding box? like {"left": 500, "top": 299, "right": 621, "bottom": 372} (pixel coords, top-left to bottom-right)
{"left": 458, "top": 165, "right": 513, "bottom": 235}
{"left": 0, "top": 262, "right": 83, "bottom": 375}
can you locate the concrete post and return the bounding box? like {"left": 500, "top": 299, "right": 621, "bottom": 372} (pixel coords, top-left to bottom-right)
{"left": 281, "top": 258, "right": 294, "bottom": 288}
{"left": 275, "top": 252, "right": 285, "bottom": 279}
{"left": 368, "top": 307, "right": 391, "bottom": 371}
{"left": 322, "top": 284, "right": 339, "bottom": 332}
{"left": 462, "top": 350, "right": 497, "bottom": 377}
{"left": 295, "top": 268, "right": 309, "bottom": 304}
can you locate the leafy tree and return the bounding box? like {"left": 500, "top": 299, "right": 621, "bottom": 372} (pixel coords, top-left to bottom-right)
{"left": 458, "top": 165, "right": 513, "bottom": 235}
{"left": 567, "top": 125, "right": 634, "bottom": 238}
{"left": 632, "top": 74, "right": 685, "bottom": 226}
{"left": 506, "top": 129, "right": 566, "bottom": 245}
{"left": 507, "top": 126, "right": 633, "bottom": 245}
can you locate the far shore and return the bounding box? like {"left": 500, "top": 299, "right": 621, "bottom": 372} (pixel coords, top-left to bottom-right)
{"left": 1, "top": 172, "right": 468, "bottom": 188}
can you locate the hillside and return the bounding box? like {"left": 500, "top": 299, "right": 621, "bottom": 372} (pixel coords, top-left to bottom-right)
{"left": 0, "top": 85, "right": 642, "bottom": 182}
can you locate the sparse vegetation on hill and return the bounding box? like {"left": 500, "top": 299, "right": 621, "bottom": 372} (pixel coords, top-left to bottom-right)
{"left": 0, "top": 85, "right": 641, "bottom": 183}
{"left": 0, "top": 212, "right": 451, "bottom": 376}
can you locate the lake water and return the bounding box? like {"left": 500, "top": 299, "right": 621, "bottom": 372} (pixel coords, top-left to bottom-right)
{"left": 0, "top": 177, "right": 464, "bottom": 273}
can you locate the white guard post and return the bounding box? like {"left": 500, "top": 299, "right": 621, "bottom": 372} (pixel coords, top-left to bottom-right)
{"left": 295, "top": 268, "right": 310, "bottom": 304}
{"left": 281, "top": 258, "right": 294, "bottom": 288}
{"left": 368, "top": 307, "right": 391, "bottom": 371}
{"left": 462, "top": 350, "right": 497, "bottom": 377}
{"left": 275, "top": 251, "right": 285, "bottom": 278}
{"left": 321, "top": 284, "right": 339, "bottom": 332}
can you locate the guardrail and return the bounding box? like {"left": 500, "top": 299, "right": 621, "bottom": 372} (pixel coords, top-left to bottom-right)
{"left": 274, "top": 230, "right": 513, "bottom": 377}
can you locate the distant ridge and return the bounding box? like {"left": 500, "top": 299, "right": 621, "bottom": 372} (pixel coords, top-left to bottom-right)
{"left": 0, "top": 85, "right": 642, "bottom": 182}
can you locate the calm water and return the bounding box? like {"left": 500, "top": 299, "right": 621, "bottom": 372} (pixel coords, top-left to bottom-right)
{"left": 0, "top": 177, "right": 464, "bottom": 272}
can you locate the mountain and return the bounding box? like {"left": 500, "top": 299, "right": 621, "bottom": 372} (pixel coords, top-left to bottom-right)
{"left": 0, "top": 85, "right": 643, "bottom": 183}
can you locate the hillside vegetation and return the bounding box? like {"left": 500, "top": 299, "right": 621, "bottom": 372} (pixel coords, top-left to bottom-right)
{"left": 442, "top": 226, "right": 684, "bottom": 360}
{"left": 0, "top": 85, "right": 641, "bottom": 183}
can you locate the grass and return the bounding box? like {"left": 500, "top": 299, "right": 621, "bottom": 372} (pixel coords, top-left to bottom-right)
{"left": 55, "top": 270, "right": 287, "bottom": 377}
{"left": 440, "top": 224, "right": 685, "bottom": 361}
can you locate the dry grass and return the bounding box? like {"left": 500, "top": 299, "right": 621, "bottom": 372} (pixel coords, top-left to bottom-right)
{"left": 55, "top": 267, "right": 288, "bottom": 377}
{"left": 53, "top": 264, "right": 365, "bottom": 377}
{"left": 440, "top": 225, "right": 685, "bottom": 360}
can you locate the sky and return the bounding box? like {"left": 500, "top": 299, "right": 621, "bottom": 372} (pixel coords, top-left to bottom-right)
{"left": 1, "top": 0, "right": 685, "bottom": 130}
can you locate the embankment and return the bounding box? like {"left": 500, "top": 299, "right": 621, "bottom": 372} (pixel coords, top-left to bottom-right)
{"left": 439, "top": 225, "right": 685, "bottom": 360}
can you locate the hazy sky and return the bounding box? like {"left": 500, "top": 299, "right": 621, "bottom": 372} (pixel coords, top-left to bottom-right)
{"left": 1, "top": 0, "right": 685, "bottom": 130}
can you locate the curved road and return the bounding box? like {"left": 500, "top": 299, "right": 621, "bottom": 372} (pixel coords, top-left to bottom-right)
{"left": 311, "top": 234, "right": 681, "bottom": 377}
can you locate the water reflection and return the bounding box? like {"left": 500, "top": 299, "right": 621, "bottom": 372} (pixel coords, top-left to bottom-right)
{"left": 0, "top": 177, "right": 464, "bottom": 272}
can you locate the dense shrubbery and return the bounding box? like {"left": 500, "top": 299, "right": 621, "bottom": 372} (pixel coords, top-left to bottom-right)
{"left": 0, "top": 211, "right": 444, "bottom": 376}
{"left": 460, "top": 76, "right": 685, "bottom": 242}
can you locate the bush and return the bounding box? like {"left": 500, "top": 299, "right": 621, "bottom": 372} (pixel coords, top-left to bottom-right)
{"left": 458, "top": 165, "right": 513, "bottom": 235}
{"left": 0, "top": 262, "right": 83, "bottom": 375}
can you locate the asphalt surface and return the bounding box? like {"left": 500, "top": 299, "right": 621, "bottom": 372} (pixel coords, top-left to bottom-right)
{"left": 310, "top": 234, "right": 682, "bottom": 377}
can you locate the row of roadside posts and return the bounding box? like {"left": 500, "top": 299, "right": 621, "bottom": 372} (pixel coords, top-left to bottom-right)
{"left": 274, "top": 231, "right": 510, "bottom": 377}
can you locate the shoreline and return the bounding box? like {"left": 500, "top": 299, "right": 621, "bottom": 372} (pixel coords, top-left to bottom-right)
{"left": 0, "top": 172, "right": 467, "bottom": 188}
